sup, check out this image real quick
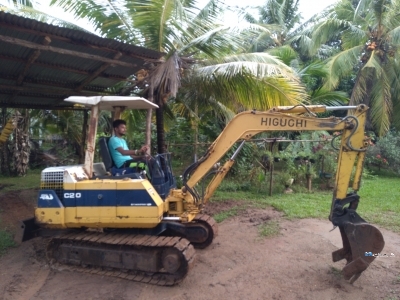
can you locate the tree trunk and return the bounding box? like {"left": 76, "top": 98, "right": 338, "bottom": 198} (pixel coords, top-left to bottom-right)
{"left": 155, "top": 101, "right": 166, "bottom": 154}
{"left": 154, "top": 89, "right": 166, "bottom": 154}
{"left": 12, "top": 110, "right": 30, "bottom": 176}
{"left": 193, "top": 103, "right": 198, "bottom": 162}
{"left": 1, "top": 139, "right": 11, "bottom": 176}
{"left": 145, "top": 85, "right": 154, "bottom": 155}
{"left": 1, "top": 107, "right": 10, "bottom": 175}
{"left": 79, "top": 109, "right": 89, "bottom": 164}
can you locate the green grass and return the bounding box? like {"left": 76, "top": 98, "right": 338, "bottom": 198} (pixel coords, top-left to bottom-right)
{"left": 0, "top": 230, "right": 14, "bottom": 256}
{"left": 213, "top": 207, "right": 240, "bottom": 223}
{"left": 0, "top": 169, "right": 41, "bottom": 193}
{"left": 258, "top": 221, "right": 280, "bottom": 237}
{"left": 358, "top": 177, "right": 400, "bottom": 232}
{"left": 213, "top": 176, "right": 400, "bottom": 233}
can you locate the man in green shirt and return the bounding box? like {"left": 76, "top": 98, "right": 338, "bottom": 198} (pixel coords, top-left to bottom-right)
{"left": 108, "top": 119, "right": 149, "bottom": 168}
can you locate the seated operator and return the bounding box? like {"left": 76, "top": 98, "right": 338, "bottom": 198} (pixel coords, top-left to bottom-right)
{"left": 108, "top": 119, "right": 149, "bottom": 169}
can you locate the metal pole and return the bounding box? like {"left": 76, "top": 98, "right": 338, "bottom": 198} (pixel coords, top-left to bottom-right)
{"left": 326, "top": 106, "right": 357, "bottom": 111}
{"left": 231, "top": 140, "right": 246, "bottom": 160}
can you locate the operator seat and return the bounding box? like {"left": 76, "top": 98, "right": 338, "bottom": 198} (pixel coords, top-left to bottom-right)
{"left": 98, "top": 137, "right": 114, "bottom": 171}
{"left": 98, "top": 137, "right": 141, "bottom": 179}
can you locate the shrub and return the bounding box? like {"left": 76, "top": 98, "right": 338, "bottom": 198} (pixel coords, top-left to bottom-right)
{"left": 366, "top": 131, "right": 400, "bottom": 175}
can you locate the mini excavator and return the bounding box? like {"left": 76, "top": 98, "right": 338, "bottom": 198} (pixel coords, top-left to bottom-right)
{"left": 21, "top": 96, "right": 384, "bottom": 285}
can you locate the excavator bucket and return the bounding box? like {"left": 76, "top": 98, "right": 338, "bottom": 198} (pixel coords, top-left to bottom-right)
{"left": 332, "top": 222, "right": 385, "bottom": 283}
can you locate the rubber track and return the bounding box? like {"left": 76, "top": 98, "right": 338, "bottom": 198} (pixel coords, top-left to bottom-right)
{"left": 192, "top": 214, "right": 218, "bottom": 248}
{"left": 47, "top": 232, "right": 196, "bottom": 286}
{"left": 194, "top": 214, "right": 218, "bottom": 237}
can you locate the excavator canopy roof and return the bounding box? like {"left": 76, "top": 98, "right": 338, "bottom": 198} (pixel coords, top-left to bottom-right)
{"left": 64, "top": 96, "right": 158, "bottom": 110}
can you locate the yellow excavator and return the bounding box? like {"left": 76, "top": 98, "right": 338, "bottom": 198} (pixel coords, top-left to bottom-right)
{"left": 21, "top": 96, "right": 384, "bottom": 286}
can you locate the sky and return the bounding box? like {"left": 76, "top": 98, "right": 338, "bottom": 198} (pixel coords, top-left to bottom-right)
{"left": 0, "top": 0, "right": 339, "bottom": 32}
{"left": 203, "top": 0, "right": 339, "bottom": 23}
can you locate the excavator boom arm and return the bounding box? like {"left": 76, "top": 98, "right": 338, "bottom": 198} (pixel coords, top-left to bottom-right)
{"left": 184, "top": 104, "right": 368, "bottom": 205}
{"left": 174, "top": 103, "right": 384, "bottom": 284}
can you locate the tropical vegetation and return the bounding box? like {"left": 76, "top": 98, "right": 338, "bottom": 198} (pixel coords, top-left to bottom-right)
{"left": 1, "top": 0, "right": 400, "bottom": 259}
{"left": 1, "top": 0, "right": 400, "bottom": 181}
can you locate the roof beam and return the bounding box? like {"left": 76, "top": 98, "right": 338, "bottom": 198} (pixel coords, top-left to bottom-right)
{"left": 0, "top": 22, "right": 162, "bottom": 61}
{"left": 75, "top": 52, "right": 123, "bottom": 92}
{"left": 0, "top": 34, "right": 138, "bottom": 68}
{"left": 16, "top": 36, "right": 52, "bottom": 85}
{"left": 0, "top": 101, "right": 87, "bottom": 110}
{"left": 0, "top": 73, "right": 117, "bottom": 93}
{"left": 0, "top": 54, "right": 130, "bottom": 81}
{"left": 0, "top": 84, "right": 104, "bottom": 97}
{"left": 9, "top": 36, "right": 53, "bottom": 104}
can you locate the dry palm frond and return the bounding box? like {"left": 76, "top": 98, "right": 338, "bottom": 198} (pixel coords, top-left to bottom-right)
{"left": 11, "top": 111, "right": 30, "bottom": 176}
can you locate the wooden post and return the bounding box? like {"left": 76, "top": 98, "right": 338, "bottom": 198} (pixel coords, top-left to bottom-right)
{"left": 113, "top": 106, "right": 124, "bottom": 120}
{"left": 269, "top": 161, "right": 274, "bottom": 196}
{"left": 306, "top": 175, "right": 312, "bottom": 191}
{"left": 83, "top": 104, "right": 99, "bottom": 178}
{"left": 79, "top": 109, "right": 89, "bottom": 164}
{"left": 269, "top": 140, "right": 276, "bottom": 196}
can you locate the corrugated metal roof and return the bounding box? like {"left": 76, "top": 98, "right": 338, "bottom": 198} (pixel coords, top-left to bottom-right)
{"left": 0, "top": 11, "right": 164, "bottom": 109}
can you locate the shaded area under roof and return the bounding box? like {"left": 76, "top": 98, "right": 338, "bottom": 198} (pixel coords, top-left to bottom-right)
{"left": 0, "top": 11, "right": 163, "bottom": 110}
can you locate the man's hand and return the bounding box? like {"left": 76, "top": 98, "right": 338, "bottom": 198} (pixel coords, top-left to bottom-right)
{"left": 139, "top": 145, "right": 149, "bottom": 154}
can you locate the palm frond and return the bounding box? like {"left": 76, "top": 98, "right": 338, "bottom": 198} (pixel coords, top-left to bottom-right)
{"left": 341, "top": 25, "right": 368, "bottom": 49}
{"left": 190, "top": 68, "right": 307, "bottom": 110}
{"left": 266, "top": 45, "right": 298, "bottom": 66}
{"left": 362, "top": 50, "right": 384, "bottom": 77}
{"left": 349, "top": 67, "right": 372, "bottom": 106}
{"left": 151, "top": 52, "right": 181, "bottom": 98}
{"left": 312, "top": 18, "right": 351, "bottom": 49}
{"left": 393, "top": 92, "right": 400, "bottom": 131}
{"left": 51, "top": 0, "right": 138, "bottom": 40}
{"left": 298, "top": 61, "right": 329, "bottom": 78}
{"left": 354, "top": 0, "right": 371, "bottom": 20}
{"left": 201, "top": 52, "right": 299, "bottom": 80}
{"left": 323, "top": 45, "right": 363, "bottom": 90}
{"left": 369, "top": 70, "right": 392, "bottom": 136}
{"left": 309, "top": 89, "right": 349, "bottom": 106}
{"left": 173, "top": 92, "right": 236, "bottom": 123}
{"left": 387, "top": 25, "right": 400, "bottom": 46}
{"left": 1, "top": 4, "right": 92, "bottom": 32}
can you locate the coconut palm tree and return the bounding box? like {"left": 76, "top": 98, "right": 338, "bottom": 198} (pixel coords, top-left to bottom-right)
{"left": 50, "top": 0, "right": 308, "bottom": 154}
{"left": 244, "top": 0, "right": 302, "bottom": 51}
{"left": 308, "top": 0, "right": 400, "bottom": 136}
{"left": 242, "top": 1, "right": 348, "bottom": 107}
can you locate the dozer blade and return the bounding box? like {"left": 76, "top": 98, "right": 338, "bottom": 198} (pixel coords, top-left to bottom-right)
{"left": 15, "top": 217, "right": 41, "bottom": 244}
{"left": 332, "top": 222, "right": 385, "bottom": 283}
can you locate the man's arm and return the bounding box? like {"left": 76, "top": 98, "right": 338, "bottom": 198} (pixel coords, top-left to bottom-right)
{"left": 110, "top": 138, "right": 148, "bottom": 156}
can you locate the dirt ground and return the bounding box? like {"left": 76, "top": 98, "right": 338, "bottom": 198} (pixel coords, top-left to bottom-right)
{"left": 0, "top": 189, "right": 399, "bottom": 300}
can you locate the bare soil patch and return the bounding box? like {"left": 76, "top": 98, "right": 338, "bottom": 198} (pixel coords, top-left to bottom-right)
{"left": 202, "top": 199, "right": 248, "bottom": 215}
{"left": 0, "top": 189, "right": 399, "bottom": 300}
{"left": 0, "top": 189, "right": 38, "bottom": 232}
